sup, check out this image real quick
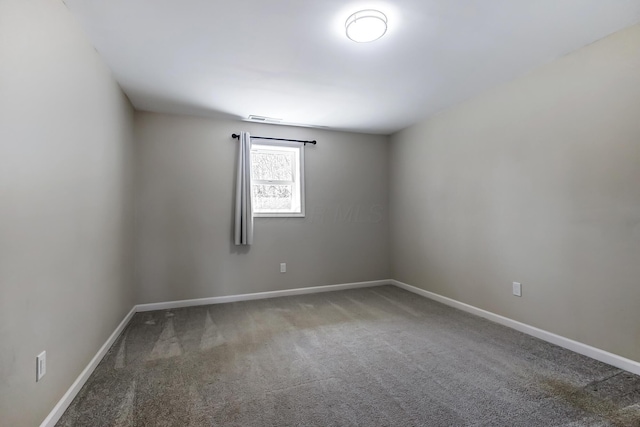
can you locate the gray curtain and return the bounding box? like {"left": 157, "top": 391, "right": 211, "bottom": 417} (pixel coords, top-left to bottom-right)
{"left": 234, "top": 132, "right": 254, "bottom": 245}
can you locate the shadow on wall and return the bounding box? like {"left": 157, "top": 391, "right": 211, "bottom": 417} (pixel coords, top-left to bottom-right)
{"left": 129, "top": 87, "right": 244, "bottom": 122}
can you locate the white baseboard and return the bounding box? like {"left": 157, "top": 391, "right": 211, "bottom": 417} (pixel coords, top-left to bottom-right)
{"left": 40, "top": 305, "right": 137, "bottom": 427}
{"left": 391, "top": 279, "right": 640, "bottom": 376}
{"left": 41, "top": 277, "right": 640, "bottom": 427}
{"left": 41, "top": 280, "right": 391, "bottom": 425}
{"left": 136, "top": 280, "right": 392, "bottom": 312}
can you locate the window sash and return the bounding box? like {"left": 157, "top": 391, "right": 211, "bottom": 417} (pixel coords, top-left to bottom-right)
{"left": 250, "top": 142, "right": 304, "bottom": 217}
{"left": 252, "top": 179, "right": 295, "bottom": 185}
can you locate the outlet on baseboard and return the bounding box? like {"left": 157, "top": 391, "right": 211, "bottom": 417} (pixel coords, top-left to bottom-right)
{"left": 36, "top": 351, "right": 46, "bottom": 382}
{"left": 512, "top": 282, "right": 522, "bottom": 297}
{"left": 280, "top": 263, "right": 286, "bottom": 273}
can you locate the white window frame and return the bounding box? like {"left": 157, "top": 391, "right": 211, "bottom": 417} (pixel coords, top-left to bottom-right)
{"left": 250, "top": 141, "right": 305, "bottom": 218}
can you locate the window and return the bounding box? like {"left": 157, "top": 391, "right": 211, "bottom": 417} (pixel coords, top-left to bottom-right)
{"left": 250, "top": 142, "right": 305, "bottom": 217}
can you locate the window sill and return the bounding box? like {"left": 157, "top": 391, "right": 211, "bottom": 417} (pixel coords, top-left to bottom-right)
{"left": 253, "top": 212, "right": 305, "bottom": 218}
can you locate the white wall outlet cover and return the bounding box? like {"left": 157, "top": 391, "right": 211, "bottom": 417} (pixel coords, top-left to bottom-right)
{"left": 280, "top": 263, "right": 286, "bottom": 273}
{"left": 36, "top": 351, "right": 46, "bottom": 381}
{"left": 513, "top": 282, "right": 522, "bottom": 297}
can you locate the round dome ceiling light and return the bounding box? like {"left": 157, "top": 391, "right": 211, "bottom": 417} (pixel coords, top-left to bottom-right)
{"left": 345, "top": 10, "right": 387, "bottom": 43}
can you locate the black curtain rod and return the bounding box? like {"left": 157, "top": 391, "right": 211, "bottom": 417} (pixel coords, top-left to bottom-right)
{"left": 232, "top": 133, "right": 317, "bottom": 145}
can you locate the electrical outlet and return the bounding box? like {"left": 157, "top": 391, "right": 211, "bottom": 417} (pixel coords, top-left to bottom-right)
{"left": 36, "top": 351, "right": 46, "bottom": 382}
{"left": 280, "top": 263, "right": 286, "bottom": 273}
{"left": 512, "top": 282, "right": 522, "bottom": 297}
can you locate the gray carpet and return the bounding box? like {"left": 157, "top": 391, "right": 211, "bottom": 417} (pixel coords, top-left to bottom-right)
{"left": 57, "top": 285, "right": 640, "bottom": 426}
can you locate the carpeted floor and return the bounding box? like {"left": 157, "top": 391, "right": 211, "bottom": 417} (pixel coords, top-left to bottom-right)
{"left": 57, "top": 285, "right": 640, "bottom": 426}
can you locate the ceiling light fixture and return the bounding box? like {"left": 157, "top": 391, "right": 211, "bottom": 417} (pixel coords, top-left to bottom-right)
{"left": 345, "top": 9, "right": 388, "bottom": 43}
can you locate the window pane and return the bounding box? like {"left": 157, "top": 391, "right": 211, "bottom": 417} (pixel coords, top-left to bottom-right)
{"left": 251, "top": 151, "right": 294, "bottom": 181}
{"left": 252, "top": 184, "right": 293, "bottom": 211}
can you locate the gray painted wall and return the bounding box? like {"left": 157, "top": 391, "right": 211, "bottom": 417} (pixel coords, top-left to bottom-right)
{"left": 2, "top": 2, "right": 639, "bottom": 424}
{"left": 390, "top": 24, "right": 640, "bottom": 362}
{"left": 134, "top": 113, "right": 390, "bottom": 304}
{"left": 0, "top": 1, "right": 135, "bottom": 425}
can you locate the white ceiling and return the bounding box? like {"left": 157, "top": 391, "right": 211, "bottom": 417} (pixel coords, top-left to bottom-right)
{"left": 63, "top": 0, "right": 640, "bottom": 135}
